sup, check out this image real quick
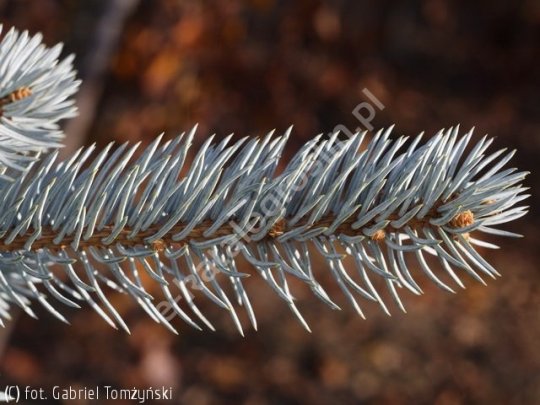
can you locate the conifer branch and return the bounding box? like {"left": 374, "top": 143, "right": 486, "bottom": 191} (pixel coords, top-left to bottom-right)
{"left": 0, "top": 25, "right": 529, "bottom": 334}
{"left": 0, "top": 126, "right": 528, "bottom": 333}
{"left": 0, "top": 26, "right": 79, "bottom": 180}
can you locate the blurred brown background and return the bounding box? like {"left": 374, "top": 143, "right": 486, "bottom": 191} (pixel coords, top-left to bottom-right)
{"left": 0, "top": 0, "right": 539, "bottom": 403}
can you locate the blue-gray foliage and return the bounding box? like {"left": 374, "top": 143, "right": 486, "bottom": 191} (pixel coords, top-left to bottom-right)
{"left": 0, "top": 26, "right": 529, "bottom": 334}
{"left": 0, "top": 125, "right": 528, "bottom": 334}
{"left": 0, "top": 26, "right": 79, "bottom": 179}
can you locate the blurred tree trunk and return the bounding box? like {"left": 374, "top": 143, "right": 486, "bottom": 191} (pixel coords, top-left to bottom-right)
{"left": 63, "top": 0, "right": 139, "bottom": 156}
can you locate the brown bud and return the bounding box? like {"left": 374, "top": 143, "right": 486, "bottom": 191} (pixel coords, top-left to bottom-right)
{"left": 371, "top": 229, "right": 386, "bottom": 242}
{"left": 450, "top": 210, "right": 474, "bottom": 228}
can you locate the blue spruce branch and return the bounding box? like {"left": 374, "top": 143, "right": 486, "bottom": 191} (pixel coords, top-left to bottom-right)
{"left": 0, "top": 26, "right": 529, "bottom": 334}
{"left": 0, "top": 126, "right": 529, "bottom": 334}
{"left": 0, "top": 26, "right": 79, "bottom": 180}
